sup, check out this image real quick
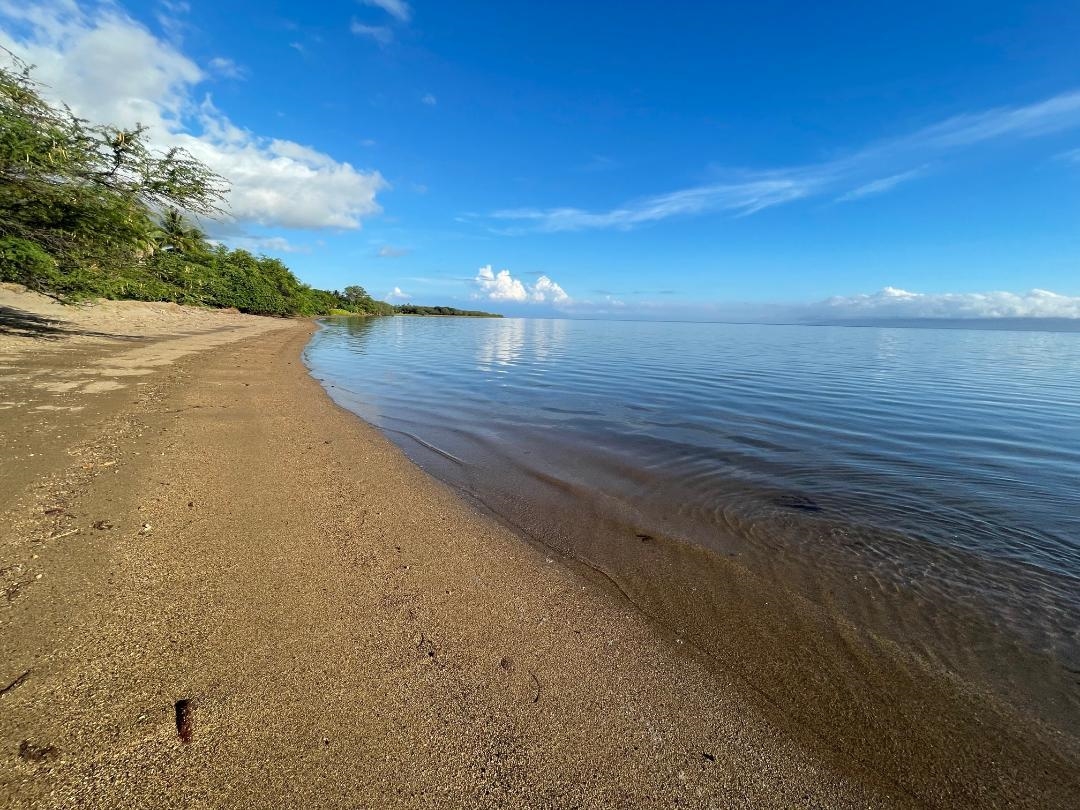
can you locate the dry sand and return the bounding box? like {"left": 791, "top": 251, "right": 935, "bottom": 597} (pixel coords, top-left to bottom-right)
{"left": 0, "top": 286, "right": 1074, "bottom": 808}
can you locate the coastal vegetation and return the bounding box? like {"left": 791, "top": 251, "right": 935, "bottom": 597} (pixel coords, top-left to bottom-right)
{"left": 0, "top": 56, "right": 497, "bottom": 319}
{"left": 394, "top": 304, "right": 502, "bottom": 317}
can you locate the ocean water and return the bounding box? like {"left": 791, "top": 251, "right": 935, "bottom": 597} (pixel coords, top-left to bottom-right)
{"left": 304, "top": 316, "right": 1080, "bottom": 738}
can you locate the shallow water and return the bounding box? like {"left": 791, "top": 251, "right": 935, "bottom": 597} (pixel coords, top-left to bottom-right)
{"left": 305, "top": 316, "right": 1080, "bottom": 739}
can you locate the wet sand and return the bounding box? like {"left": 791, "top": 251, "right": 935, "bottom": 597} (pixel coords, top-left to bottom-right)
{"left": 0, "top": 288, "right": 1077, "bottom": 807}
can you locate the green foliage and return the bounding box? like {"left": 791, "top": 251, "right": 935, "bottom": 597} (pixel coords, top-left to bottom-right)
{"left": 394, "top": 304, "right": 502, "bottom": 317}
{"left": 0, "top": 54, "right": 398, "bottom": 318}
{"left": 0, "top": 236, "right": 59, "bottom": 289}
{"left": 0, "top": 52, "right": 225, "bottom": 285}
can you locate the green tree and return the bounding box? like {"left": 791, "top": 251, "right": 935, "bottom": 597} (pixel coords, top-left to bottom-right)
{"left": 0, "top": 52, "right": 224, "bottom": 294}
{"left": 156, "top": 207, "right": 208, "bottom": 255}
{"left": 342, "top": 285, "right": 371, "bottom": 305}
{"left": 0, "top": 52, "right": 415, "bottom": 320}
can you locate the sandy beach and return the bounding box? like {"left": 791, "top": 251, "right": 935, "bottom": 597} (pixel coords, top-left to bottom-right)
{"left": 0, "top": 286, "right": 1076, "bottom": 808}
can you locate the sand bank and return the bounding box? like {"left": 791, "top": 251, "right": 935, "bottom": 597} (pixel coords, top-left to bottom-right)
{"left": 0, "top": 289, "right": 1075, "bottom": 807}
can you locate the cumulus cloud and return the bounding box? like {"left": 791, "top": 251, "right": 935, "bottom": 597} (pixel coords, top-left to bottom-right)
{"left": 377, "top": 245, "right": 410, "bottom": 258}
{"left": 473, "top": 265, "right": 570, "bottom": 304}
{"left": 475, "top": 266, "right": 527, "bottom": 301}
{"left": 385, "top": 286, "right": 411, "bottom": 301}
{"left": 492, "top": 89, "right": 1080, "bottom": 232}
{"left": 809, "top": 287, "right": 1080, "bottom": 319}
{"left": 421, "top": 93, "right": 437, "bottom": 106}
{"left": 531, "top": 274, "right": 571, "bottom": 304}
{"left": 0, "top": 0, "right": 386, "bottom": 231}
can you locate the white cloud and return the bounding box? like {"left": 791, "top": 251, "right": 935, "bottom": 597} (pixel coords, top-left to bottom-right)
{"left": 1059, "top": 147, "right": 1080, "bottom": 164}
{"left": 473, "top": 265, "right": 570, "bottom": 304}
{"left": 530, "top": 274, "right": 571, "bottom": 304}
{"left": 836, "top": 167, "right": 926, "bottom": 202}
{"left": 475, "top": 266, "right": 528, "bottom": 301}
{"left": 0, "top": 1, "right": 386, "bottom": 231}
{"left": 360, "top": 0, "right": 411, "bottom": 23}
{"left": 493, "top": 176, "right": 816, "bottom": 232}
{"left": 350, "top": 21, "right": 393, "bottom": 44}
{"left": 810, "top": 287, "right": 1080, "bottom": 319}
{"left": 385, "top": 286, "right": 411, "bottom": 301}
{"left": 226, "top": 235, "right": 308, "bottom": 254}
{"left": 909, "top": 92, "right": 1080, "bottom": 149}
{"left": 421, "top": 93, "right": 437, "bottom": 106}
{"left": 155, "top": 0, "right": 191, "bottom": 40}
{"left": 207, "top": 56, "right": 244, "bottom": 79}
{"left": 377, "top": 245, "right": 410, "bottom": 257}
{"left": 492, "top": 89, "right": 1080, "bottom": 232}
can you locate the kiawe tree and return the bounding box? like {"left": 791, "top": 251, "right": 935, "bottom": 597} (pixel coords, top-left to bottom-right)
{"left": 0, "top": 52, "right": 413, "bottom": 318}
{"left": 0, "top": 52, "right": 226, "bottom": 294}
{"left": 342, "top": 285, "right": 370, "bottom": 305}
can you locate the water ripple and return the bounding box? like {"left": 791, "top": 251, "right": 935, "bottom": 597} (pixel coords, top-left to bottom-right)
{"left": 306, "top": 316, "right": 1080, "bottom": 718}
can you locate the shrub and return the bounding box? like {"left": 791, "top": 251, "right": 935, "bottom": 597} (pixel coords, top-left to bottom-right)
{"left": 0, "top": 236, "right": 59, "bottom": 290}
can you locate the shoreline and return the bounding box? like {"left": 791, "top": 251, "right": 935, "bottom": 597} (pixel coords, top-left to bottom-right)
{"left": 306, "top": 313, "right": 1080, "bottom": 799}
{"left": 0, "top": 296, "right": 1077, "bottom": 806}
{"left": 1, "top": 303, "right": 875, "bottom": 807}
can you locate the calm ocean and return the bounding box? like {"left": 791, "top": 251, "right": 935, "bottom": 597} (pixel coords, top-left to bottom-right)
{"left": 305, "top": 315, "right": 1080, "bottom": 736}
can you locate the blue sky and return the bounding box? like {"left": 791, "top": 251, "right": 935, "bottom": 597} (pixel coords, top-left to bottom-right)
{"left": 3, "top": 1, "right": 1080, "bottom": 318}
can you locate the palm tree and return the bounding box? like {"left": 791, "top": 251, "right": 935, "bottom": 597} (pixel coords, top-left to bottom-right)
{"left": 157, "top": 207, "right": 207, "bottom": 255}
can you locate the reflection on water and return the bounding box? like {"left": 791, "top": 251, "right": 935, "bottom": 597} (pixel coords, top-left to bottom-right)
{"left": 474, "top": 317, "right": 569, "bottom": 371}
{"left": 476, "top": 316, "right": 526, "bottom": 370}
{"left": 305, "top": 316, "right": 1080, "bottom": 743}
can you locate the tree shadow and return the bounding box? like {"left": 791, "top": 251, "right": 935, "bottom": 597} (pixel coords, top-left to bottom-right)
{"left": 0, "top": 305, "right": 69, "bottom": 339}
{"left": 0, "top": 305, "right": 145, "bottom": 341}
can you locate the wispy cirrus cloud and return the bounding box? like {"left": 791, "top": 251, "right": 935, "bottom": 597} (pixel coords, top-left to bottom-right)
{"left": 491, "top": 90, "right": 1080, "bottom": 233}
{"left": 493, "top": 176, "right": 819, "bottom": 233}
{"left": 360, "top": 0, "right": 411, "bottom": 23}
{"left": 207, "top": 56, "right": 244, "bottom": 79}
{"left": 352, "top": 0, "right": 411, "bottom": 44}
{"left": 836, "top": 167, "right": 927, "bottom": 202}
{"left": 350, "top": 21, "right": 393, "bottom": 44}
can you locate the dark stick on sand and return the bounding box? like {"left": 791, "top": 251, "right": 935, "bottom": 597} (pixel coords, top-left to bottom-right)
{"left": 175, "top": 699, "right": 194, "bottom": 743}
